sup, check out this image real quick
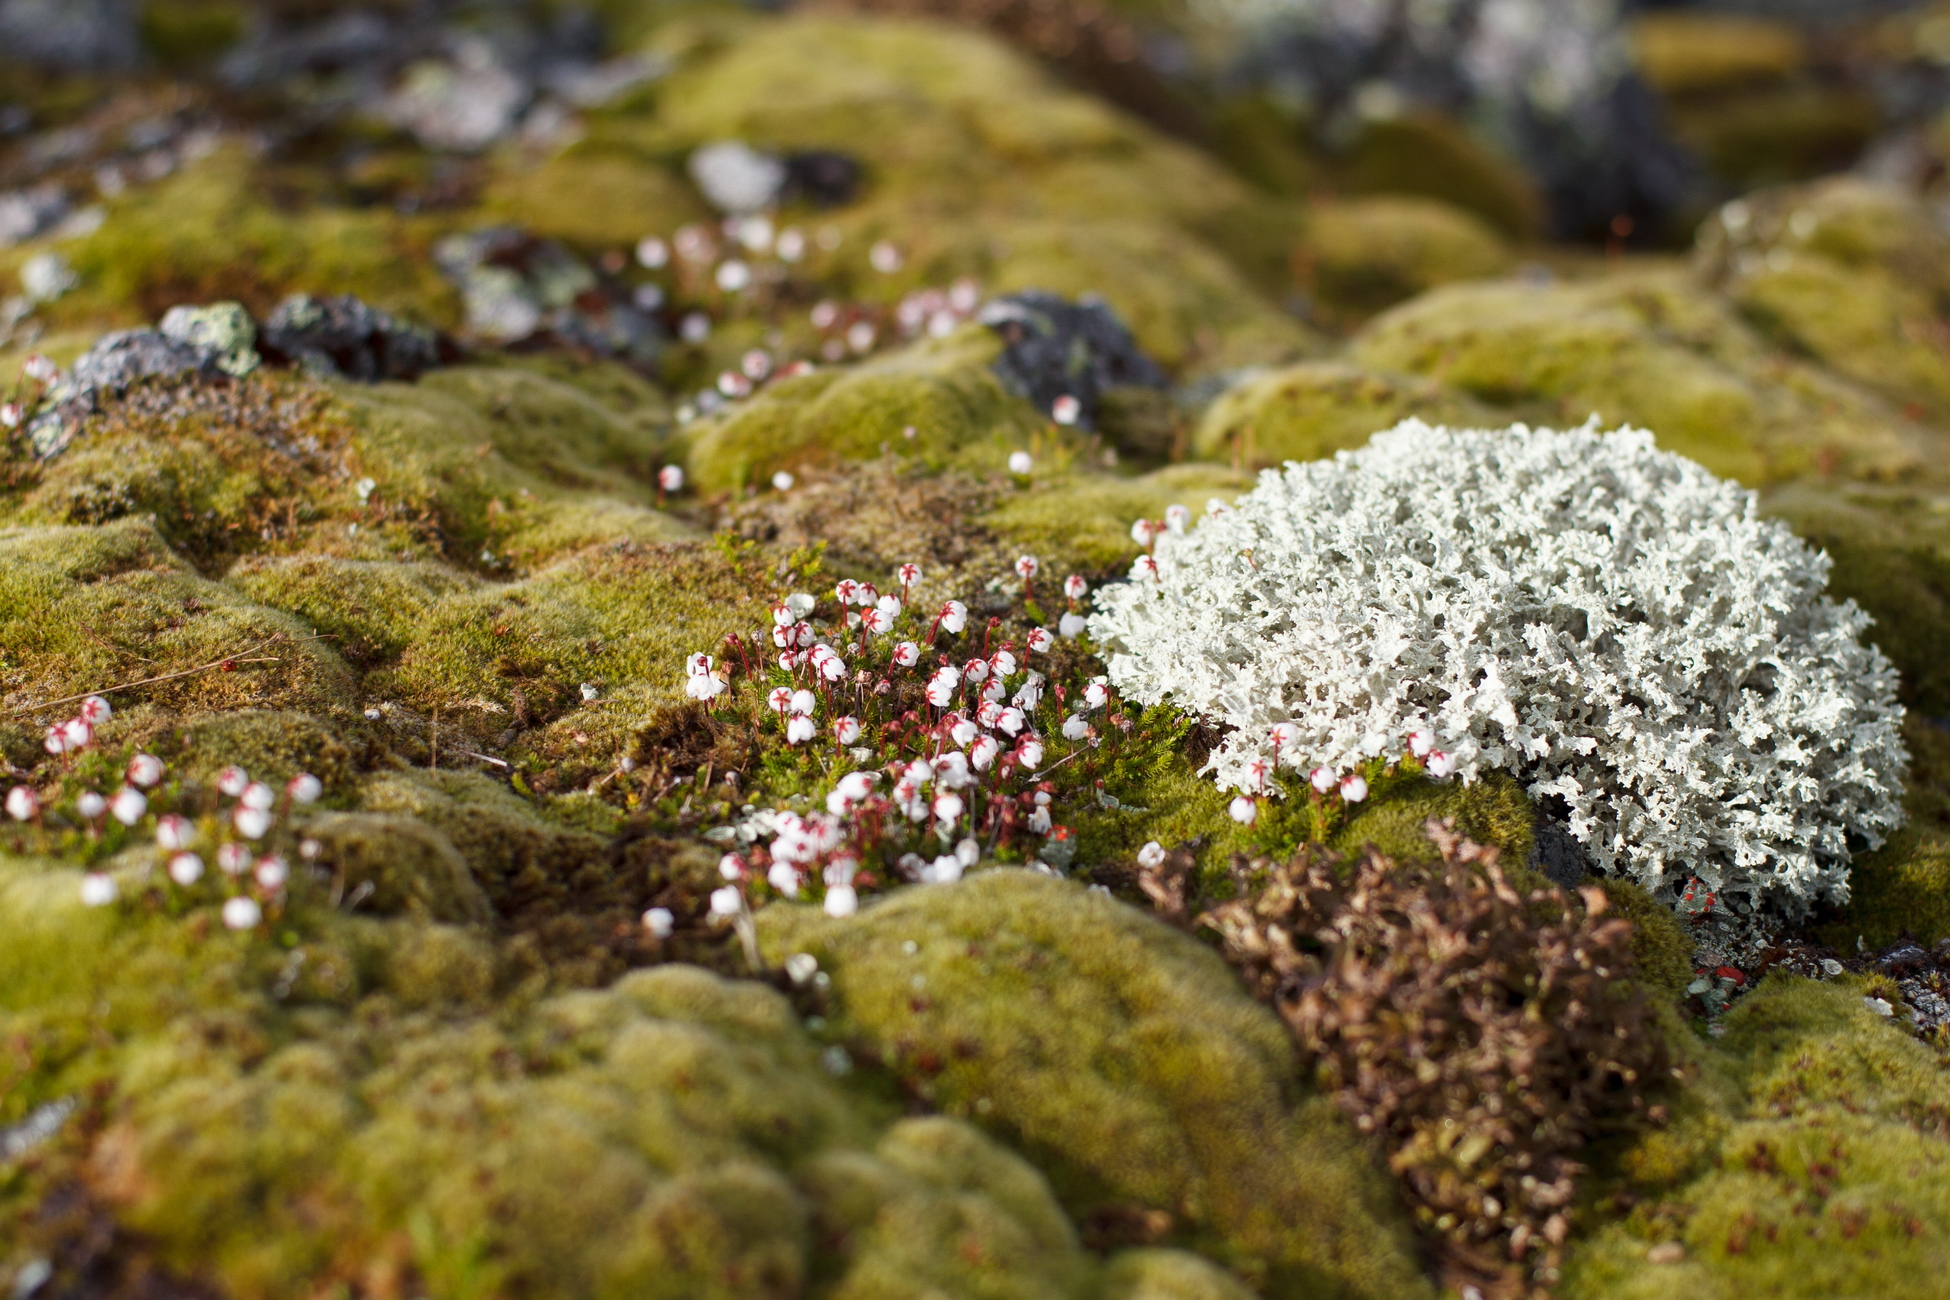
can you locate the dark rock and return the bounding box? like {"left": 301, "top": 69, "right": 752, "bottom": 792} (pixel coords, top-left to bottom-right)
{"left": 260, "top": 294, "right": 444, "bottom": 383}
{"left": 434, "top": 226, "right": 663, "bottom": 364}
{"left": 1224, "top": 0, "right": 1696, "bottom": 239}
{"left": 979, "top": 290, "right": 1168, "bottom": 430}
{"left": 781, "top": 150, "right": 864, "bottom": 207}
{"left": 1529, "top": 816, "right": 1590, "bottom": 889}
{"left": 0, "top": 0, "right": 137, "bottom": 72}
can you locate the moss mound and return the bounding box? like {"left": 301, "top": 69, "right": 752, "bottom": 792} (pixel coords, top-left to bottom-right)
{"left": 1568, "top": 977, "right": 1950, "bottom": 1300}
{"left": 1191, "top": 360, "right": 1491, "bottom": 467}
{"left": 1303, "top": 196, "right": 1513, "bottom": 328}
{"left": 759, "top": 869, "right": 1433, "bottom": 1299}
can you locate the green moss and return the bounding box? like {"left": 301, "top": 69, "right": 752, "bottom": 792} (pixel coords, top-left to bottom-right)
{"left": 1600, "top": 878, "right": 1697, "bottom": 998}
{"left": 297, "top": 811, "right": 492, "bottom": 923}
{"left": 138, "top": 1, "right": 247, "bottom": 67}
{"left": 168, "top": 709, "right": 356, "bottom": 792}
{"left": 1101, "top": 1248, "right": 1262, "bottom": 1300}
{"left": 1335, "top": 112, "right": 1544, "bottom": 241}
{"left": 1628, "top": 13, "right": 1806, "bottom": 96}
{"left": 1303, "top": 197, "right": 1513, "bottom": 327}
{"left": 481, "top": 144, "right": 710, "bottom": 252}
{"left": 1191, "top": 361, "right": 1493, "bottom": 467}
{"left": 27, "top": 145, "right": 453, "bottom": 329}
{"left": 759, "top": 870, "right": 1433, "bottom": 1300}
{"left": 979, "top": 464, "right": 1253, "bottom": 574}
{"left": 643, "top": 15, "right": 1315, "bottom": 370}
{"left": 1328, "top": 769, "right": 1537, "bottom": 866}
{"left": 1568, "top": 978, "right": 1950, "bottom": 1300}
{"left": 681, "top": 328, "right": 1045, "bottom": 494}
{"left": 0, "top": 517, "right": 358, "bottom": 718}
{"left": 227, "top": 556, "right": 483, "bottom": 667}
{"left": 1351, "top": 270, "right": 1921, "bottom": 485}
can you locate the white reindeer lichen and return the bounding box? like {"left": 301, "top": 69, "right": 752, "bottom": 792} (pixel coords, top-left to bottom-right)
{"left": 1089, "top": 419, "right": 1907, "bottom": 910}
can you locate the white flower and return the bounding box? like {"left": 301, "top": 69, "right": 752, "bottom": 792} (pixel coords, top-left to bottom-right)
{"left": 1060, "top": 612, "right": 1087, "bottom": 639}
{"left": 1091, "top": 419, "right": 1908, "bottom": 911}
{"left": 1408, "top": 729, "right": 1436, "bottom": 759}
{"left": 990, "top": 650, "right": 1018, "bottom": 679}
{"left": 996, "top": 707, "right": 1026, "bottom": 737}
{"left": 78, "top": 695, "right": 111, "bottom": 723}
{"left": 1137, "top": 841, "right": 1166, "bottom": 868}
{"left": 155, "top": 814, "right": 193, "bottom": 849}
{"left": 1270, "top": 722, "right": 1300, "bottom": 752}
{"left": 949, "top": 715, "right": 980, "bottom": 747}
{"left": 218, "top": 843, "right": 251, "bottom": 875}
{"left": 76, "top": 791, "right": 106, "bottom": 819}
{"left": 956, "top": 837, "right": 981, "bottom": 867}
{"left": 80, "top": 872, "right": 117, "bottom": 907}
{"left": 287, "top": 773, "right": 323, "bottom": 804}
{"left": 773, "top": 471, "right": 795, "bottom": 491}
{"left": 687, "top": 672, "right": 727, "bottom": 701}
{"left": 835, "top": 579, "right": 861, "bottom": 606}
{"left": 894, "top": 641, "right": 920, "bottom": 667}
{"left": 1065, "top": 575, "right": 1089, "bottom": 601}
{"left": 786, "top": 715, "right": 816, "bottom": 744}
{"left": 768, "top": 861, "right": 802, "bottom": 897}
{"left": 1026, "top": 628, "right": 1053, "bottom": 653}
{"left": 1009, "top": 451, "right": 1033, "bottom": 475}
{"left": 1051, "top": 394, "right": 1080, "bottom": 425}
{"left": 643, "top": 906, "right": 675, "bottom": 938}
{"left": 923, "top": 854, "right": 964, "bottom": 884}
{"left": 234, "top": 807, "right": 272, "bottom": 840}
{"left": 109, "top": 787, "right": 147, "bottom": 826}
{"left": 126, "top": 753, "right": 164, "bottom": 788}
{"left": 241, "top": 783, "right": 275, "bottom": 811}
{"left": 897, "top": 564, "right": 922, "bottom": 589}
{"left": 938, "top": 601, "right": 968, "bottom": 634}
{"left": 933, "top": 793, "right": 965, "bottom": 822}
{"left": 1131, "top": 519, "right": 1157, "bottom": 546}
{"left": 862, "top": 607, "right": 894, "bottom": 635}
{"left": 255, "top": 856, "right": 289, "bottom": 890}
{"left": 1131, "top": 555, "right": 1159, "bottom": 581}
{"left": 168, "top": 852, "right": 204, "bottom": 886}
{"left": 1339, "top": 774, "right": 1369, "bottom": 803}
{"left": 1013, "top": 675, "right": 1044, "bottom": 711}
{"left": 1062, "top": 714, "right": 1090, "bottom": 740}
{"left": 222, "top": 896, "right": 262, "bottom": 930}
{"left": 1027, "top": 807, "right": 1053, "bottom": 834}
{"left": 964, "top": 658, "right": 990, "bottom": 684}
{"left": 6, "top": 786, "right": 38, "bottom": 821}
{"left": 1165, "top": 504, "right": 1191, "bottom": 533}
{"left": 969, "top": 735, "right": 1001, "bottom": 770}
{"left": 1228, "top": 796, "right": 1257, "bottom": 825}
{"left": 658, "top": 465, "right": 685, "bottom": 493}
{"left": 834, "top": 716, "right": 861, "bottom": 745}
{"left": 217, "top": 766, "right": 249, "bottom": 797}
{"left": 1015, "top": 555, "right": 1039, "bottom": 580}
{"left": 1083, "top": 682, "right": 1109, "bottom": 709}
{"left": 1017, "top": 737, "right": 1045, "bottom": 768}
{"left": 1310, "top": 766, "right": 1336, "bottom": 794}
{"left": 823, "top": 885, "right": 858, "bottom": 917}
{"left": 789, "top": 689, "right": 816, "bottom": 715}
{"left": 935, "top": 751, "right": 972, "bottom": 789}
{"left": 710, "top": 886, "right": 743, "bottom": 917}
{"left": 768, "top": 686, "right": 793, "bottom": 714}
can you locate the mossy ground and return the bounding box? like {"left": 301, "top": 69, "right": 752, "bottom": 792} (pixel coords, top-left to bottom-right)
{"left": 3, "top": 3, "right": 1950, "bottom": 1295}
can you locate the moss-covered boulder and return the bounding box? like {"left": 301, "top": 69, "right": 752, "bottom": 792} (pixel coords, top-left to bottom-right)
{"left": 760, "top": 869, "right": 1434, "bottom": 1299}
{"left": 1303, "top": 196, "right": 1514, "bottom": 328}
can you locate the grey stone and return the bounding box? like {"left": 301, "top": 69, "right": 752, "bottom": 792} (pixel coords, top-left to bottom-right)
{"left": 979, "top": 290, "right": 1167, "bottom": 430}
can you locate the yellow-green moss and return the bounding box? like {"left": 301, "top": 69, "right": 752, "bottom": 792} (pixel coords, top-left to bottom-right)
{"left": 1628, "top": 13, "right": 1806, "bottom": 96}
{"left": 0, "top": 518, "right": 358, "bottom": 718}
{"left": 1303, "top": 196, "right": 1513, "bottom": 327}
{"left": 1191, "top": 361, "right": 1493, "bottom": 466}
{"left": 480, "top": 144, "right": 710, "bottom": 251}
{"left": 681, "top": 328, "right": 1045, "bottom": 494}
{"left": 1568, "top": 977, "right": 1950, "bottom": 1300}
{"left": 1335, "top": 112, "right": 1544, "bottom": 241}
{"left": 1350, "top": 270, "right": 1923, "bottom": 485}
{"left": 979, "top": 464, "right": 1252, "bottom": 574}
{"left": 759, "top": 870, "right": 1434, "bottom": 1300}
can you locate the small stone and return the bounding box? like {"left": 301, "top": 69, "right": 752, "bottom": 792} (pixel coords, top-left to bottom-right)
{"left": 1866, "top": 996, "right": 1894, "bottom": 1017}
{"left": 1647, "top": 1242, "right": 1685, "bottom": 1265}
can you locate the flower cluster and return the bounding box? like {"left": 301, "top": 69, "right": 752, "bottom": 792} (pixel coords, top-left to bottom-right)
{"left": 1090, "top": 419, "right": 1908, "bottom": 910}
{"left": 681, "top": 560, "right": 1122, "bottom": 918}
{"left": 7, "top": 699, "right": 323, "bottom": 929}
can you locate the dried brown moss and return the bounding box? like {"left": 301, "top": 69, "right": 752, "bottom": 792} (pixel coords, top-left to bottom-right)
{"left": 1140, "top": 820, "right": 1674, "bottom": 1297}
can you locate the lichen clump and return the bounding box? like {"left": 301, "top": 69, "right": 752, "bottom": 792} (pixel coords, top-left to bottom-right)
{"left": 1091, "top": 419, "right": 1907, "bottom": 910}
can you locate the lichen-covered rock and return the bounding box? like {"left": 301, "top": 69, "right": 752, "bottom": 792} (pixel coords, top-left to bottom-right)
{"left": 259, "top": 293, "right": 443, "bottom": 383}
{"left": 760, "top": 869, "right": 1434, "bottom": 1299}
{"left": 979, "top": 290, "right": 1168, "bottom": 428}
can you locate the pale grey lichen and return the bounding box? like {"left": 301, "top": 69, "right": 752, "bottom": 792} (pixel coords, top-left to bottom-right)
{"left": 1090, "top": 419, "right": 1907, "bottom": 910}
